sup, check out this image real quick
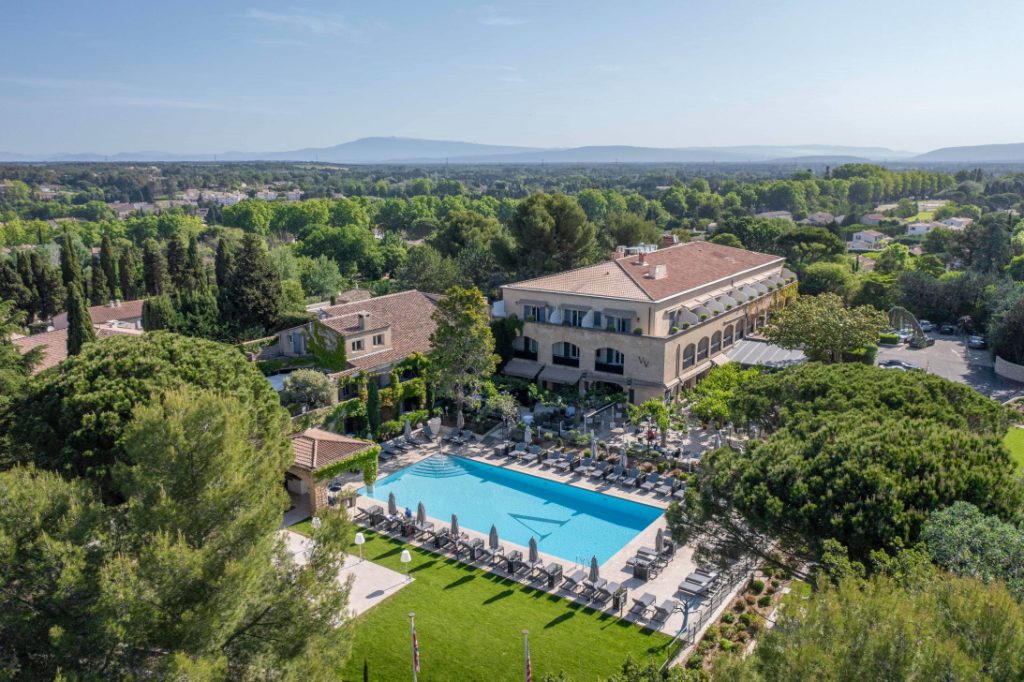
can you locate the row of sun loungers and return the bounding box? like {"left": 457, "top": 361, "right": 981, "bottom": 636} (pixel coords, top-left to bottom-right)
{"left": 677, "top": 568, "right": 720, "bottom": 597}
{"left": 629, "top": 592, "right": 678, "bottom": 622}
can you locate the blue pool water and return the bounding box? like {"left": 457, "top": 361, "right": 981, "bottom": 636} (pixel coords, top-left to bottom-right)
{"left": 358, "top": 455, "right": 663, "bottom": 564}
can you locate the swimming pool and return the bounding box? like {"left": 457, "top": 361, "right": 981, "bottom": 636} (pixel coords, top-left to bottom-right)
{"left": 358, "top": 455, "right": 663, "bottom": 564}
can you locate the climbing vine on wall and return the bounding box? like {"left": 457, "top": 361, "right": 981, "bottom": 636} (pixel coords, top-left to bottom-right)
{"left": 313, "top": 445, "right": 380, "bottom": 486}
{"left": 306, "top": 323, "right": 348, "bottom": 371}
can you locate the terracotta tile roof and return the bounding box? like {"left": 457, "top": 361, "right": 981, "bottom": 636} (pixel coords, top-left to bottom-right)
{"left": 13, "top": 325, "right": 143, "bottom": 373}
{"left": 318, "top": 290, "right": 441, "bottom": 378}
{"left": 88, "top": 299, "right": 145, "bottom": 324}
{"left": 290, "top": 427, "right": 376, "bottom": 472}
{"left": 506, "top": 242, "right": 782, "bottom": 303}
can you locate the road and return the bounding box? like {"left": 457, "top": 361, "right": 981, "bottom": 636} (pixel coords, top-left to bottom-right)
{"left": 875, "top": 333, "right": 1024, "bottom": 403}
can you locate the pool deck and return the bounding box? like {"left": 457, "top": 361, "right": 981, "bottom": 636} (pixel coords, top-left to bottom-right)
{"left": 313, "top": 436, "right": 747, "bottom": 639}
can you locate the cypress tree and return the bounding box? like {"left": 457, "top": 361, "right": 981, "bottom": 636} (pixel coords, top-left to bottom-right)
{"left": 0, "top": 259, "right": 32, "bottom": 315}
{"left": 166, "top": 235, "right": 187, "bottom": 290}
{"left": 142, "top": 239, "right": 168, "bottom": 295}
{"left": 180, "top": 236, "right": 206, "bottom": 290}
{"left": 99, "top": 234, "right": 119, "bottom": 299}
{"left": 66, "top": 283, "right": 95, "bottom": 356}
{"left": 89, "top": 264, "right": 109, "bottom": 306}
{"left": 227, "top": 234, "right": 282, "bottom": 334}
{"left": 15, "top": 251, "right": 39, "bottom": 320}
{"left": 141, "top": 294, "right": 177, "bottom": 331}
{"left": 59, "top": 232, "right": 81, "bottom": 287}
{"left": 367, "top": 380, "right": 381, "bottom": 437}
{"left": 118, "top": 246, "right": 139, "bottom": 300}
{"left": 33, "top": 253, "right": 65, "bottom": 321}
{"left": 215, "top": 238, "right": 236, "bottom": 320}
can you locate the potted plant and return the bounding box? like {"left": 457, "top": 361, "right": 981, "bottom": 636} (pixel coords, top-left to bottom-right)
{"left": 633, "top": 328, "right": 642, "bottom": 335}
{"left": 670, "top": 326, "right": 680, "bottom": 334}
{"left": 682, "top": 322, "right": 690, "bottom": 329}
{"left": 700, "top": 314, "right": 708, "bottom": 321}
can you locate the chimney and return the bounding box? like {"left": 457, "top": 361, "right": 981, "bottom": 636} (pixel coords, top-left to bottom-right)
{"left": 614, "top": 245, "right": 626, "bottom": 259}
{"left": 108, "top": 299, "right": 115, "bottom": 308}
{"left": 649, "top": 264, "right": 668, "bottom": 280}
{"left": 638, "top": 252, "right": 646, "bottom": 265}
{"left": 357, "top": 312, "right": 367, "bottom": 330}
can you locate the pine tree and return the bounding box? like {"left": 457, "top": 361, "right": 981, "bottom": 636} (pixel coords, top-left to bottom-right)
{"left": 32, "top": 253, "right": 65, "bottom": 321}
{"left": 59, "top": 232, "right": 82, "bottom": 287}
{"left": 118, "top": 246, "right": 139, "bottom": 300}
{"left": 227, "top": 234, "right": 282, "bottom": 334}
{"left": 99, "top": 234, "right": 119, "bottom": 299}
{"left": 66, "top": 283, "right": 95, "bottom": 356}
{"left": 89, "top": 264, "right": 109, "bottom": 306}
{"left": 166, "top": 235, "right": 187, "bottom": 290}
{"left": 367, "top": 379, "right": 381, "bottom": 437}
{"left": 142, "top": 239, "right": 168, "bottom": 295}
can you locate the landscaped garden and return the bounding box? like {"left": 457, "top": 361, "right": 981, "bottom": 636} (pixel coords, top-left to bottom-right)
{"left": 291, "top": 524, "right": 672, "bottom": 681}
{"left": 1006, "top": 426, "right": 1024, "bottom": 471}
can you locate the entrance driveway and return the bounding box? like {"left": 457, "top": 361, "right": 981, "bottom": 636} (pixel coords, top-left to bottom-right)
{"left": 876, "top": 333, "right": 1024, "bottom": 402}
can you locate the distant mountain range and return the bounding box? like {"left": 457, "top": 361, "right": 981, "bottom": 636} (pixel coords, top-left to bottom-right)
{"left": 2, "top": 137, "right": 1023, "bottom": 164}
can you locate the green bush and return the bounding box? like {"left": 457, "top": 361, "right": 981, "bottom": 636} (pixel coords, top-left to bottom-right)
{"left": 686, "top": 654, "right": 704, "bottom": 670}
{"left": 697, "top": 639, "right": 715, "bottom": 654}
{"left": 758, "top": 594, "right": 772, "bottom": 608}
{"left": 878, "top": 332, "right": 900, "bottom": 345}
{"left": 378, "top": 420, "right": 402, "bottom": 440}
{"left": 842, "top": 344, "right": 878, "bottom": 364}
{"left": 750, "top": 579, "right": 765, "bottom": 594}
{"left": 721, "top": 612, "right": 736, "bottom": 624}
{"left": 632, "top": 328, "right": 642, "bottom": 335}
{"left": 720, "top": 639, "right": 737, "bottom": 652}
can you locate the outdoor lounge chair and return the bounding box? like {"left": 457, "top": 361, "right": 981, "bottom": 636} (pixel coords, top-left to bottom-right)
{"left": 652, "top": 599, "right": 677, "bottom": 623}
{"left": 459, "top": 537, "right": 483, "bottom": 560}
{"left": 677, "top": 578, "right": 711, "bottom": 597}
{"left": 589, "top": 462, "right": 611, "bottom": 480}
{"left": 575, "top": 457, "right": 594, "bottom": 476}
{"left": 580, "top": 577, "right": 608, "bottom": 600}
{"left": 640, "top": 473, "right": 662, "bottom": 492}
{"left": 554, "top": 454, "right": 577, "bottom": 473}
{"left": 654, "top": 476, "right": 677, "bottom": 496}
{"left": 691, "top": 568, "right": 719, "bottom": 585}
{"left": 519, "top": 447, "right": 541, "bottom": 464}
{"left": 620, "top": 468, "right": 641, "bottom": 487}
{"left": 562, "top": 569, "right": 586, "bottom": 592}
{"left": 355, "top": 504, "right": 382, "bottom": 523}
{"left": 414, "top": 520, "right": 435, "bottom": 539}
{"left": 541, "top": 450, "right": 560, "bottom": 467}
{"left": 672, "top": 487, "right": 686, "bottom": 502}
{"left": 592, "top": 580, "right": 620, "bottom": 604}
{"left": 534, "top": 562, "right": 563, "bottom": 587}
{"left": 630, "top": 592, "right": 656, "bottom": 617}
{"left": 604, "top": 464, "right": 624, "bottom": 483}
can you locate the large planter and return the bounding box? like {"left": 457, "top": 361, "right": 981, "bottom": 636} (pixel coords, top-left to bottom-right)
{"left": 995, "top": 355, "right": 1024, "bottom": 383}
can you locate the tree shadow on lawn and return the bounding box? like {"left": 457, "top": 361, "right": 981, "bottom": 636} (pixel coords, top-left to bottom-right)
{"left": 444, "top": 574, "right": 477, "bottom": 590}
{"left": 544, "top": 611, "right": 577, "bottom": 629}
{"left": 483, "top": 589, "right": 515, "bottom": 604}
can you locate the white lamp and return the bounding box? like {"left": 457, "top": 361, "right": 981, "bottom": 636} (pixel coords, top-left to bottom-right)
{"left": 400, "top": 549, "right": 412, "bottom": 580}
{"left": 311, "top": 516, "right": 322, "bottom": 530}
{"left": 354, "top": 532, "right": 365, "bottom": 561}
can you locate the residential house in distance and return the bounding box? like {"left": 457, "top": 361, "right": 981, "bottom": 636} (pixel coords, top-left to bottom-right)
{"left": 52, "top": 298, "right": 144, "bottom": 331}
{"left": 755, "top": 210, "right": 793, "bottom": 221}
{"left": 255, "top": 190, "right": 279, "bottom": 201}
{"left": 906, "top": 221, "right": 945, "bottom": 237}
{"left": 261, "top": 289, "right": 439, "bottom": 391}
{"left": 13, "top": 301, "right": 146, "bottom": 373}
{"left": 860, "top": 213, "right": 887, "bottom": 226}
{"left": 802, "top": 211, "right": 836, "bottom": 226}
{"left": 492, "top": 242, "right": 796, "bottom": 403}
{"left": 285, "top": 189, "right": 303, "bottom": 201}
{"left": 849, "top": 229, "right": 888, "bottom": 251}
{"left": 941, "top": 217, "right": 973, "bottom": 230}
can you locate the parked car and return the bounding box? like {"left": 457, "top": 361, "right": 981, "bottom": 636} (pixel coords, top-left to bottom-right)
{"left": 939, "top": 323, "right": 957, "bottom": 335}
{"left": 918, "top": 320, "right": 935, "bottom": 332}
{"left": 879, "top": 359, "right": 920, "bottom": 370}
{"left": 967, "top": 335, "right": 987, "bottom": 349}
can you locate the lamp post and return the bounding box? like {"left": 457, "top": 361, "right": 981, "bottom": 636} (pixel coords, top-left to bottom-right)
{"left": 354, "top": 532, "right": 365, "bottom": 562}
{"left": 400, "top": 549, "right": 412, "bottom": 580}
{"left": 311, "top": 516, "right": 322, "bottom": 531}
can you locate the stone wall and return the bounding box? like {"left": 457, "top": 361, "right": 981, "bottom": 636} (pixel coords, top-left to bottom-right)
{"left": 995, "top": 355, "right": 1024, "bottom": 384}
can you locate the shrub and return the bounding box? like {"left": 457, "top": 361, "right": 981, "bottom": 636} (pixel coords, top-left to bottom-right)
{"left": 686, "top": 654, "right": 704, "bottom": 670}
{"left": 682, "top": 322, "right": 691, "bottom": 329}
{"left": 697, "top": 639, "right": 715, "bottom": 654}
{"left": 733, "top": 600, "right": 746, "bottom": 613}
{"left": 704, "top": 625, "right": 720, "bottom": 640}
{"left": 745, "top": 594, "right": 757, "bottom": 605}
{"left": 671, "top": 326, "right": 680, "bottom": 334}
{"left": 726, "top": 304, "right": 733, "bottom": 310}
{"left": 632, "top": 328, "right": 643, "bottom": 335}
{"left": 878, "top": 332, "right": 900, "bottom": 345}
{"left": 720, "top": 639, "right": 737, "bottom": 652}
{"left": 750, "top": 579, "right": 765, "bottom": 594}
{"left": 700, "top": 314, "right": 708, "bottom": 321}
{"left": 721, "top": 612, "right": 736, "bottom": 624}
{"left": 758, "top": 594, "right": 772, "bottom": 608}
{"left": 720, "top": 624, "right": 735, "bottom": 639}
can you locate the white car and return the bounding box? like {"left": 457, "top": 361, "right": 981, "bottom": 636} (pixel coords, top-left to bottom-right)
{"left": 918, "top": 320, "right": 935, "bottom": 332}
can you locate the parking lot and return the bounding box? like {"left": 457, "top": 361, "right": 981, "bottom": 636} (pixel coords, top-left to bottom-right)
{"left": 875, "top": 333, "right": 1024, "bottom": 402}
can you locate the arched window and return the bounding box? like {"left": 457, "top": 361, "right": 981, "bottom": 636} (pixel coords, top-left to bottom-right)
{"left": 723, "top": 325, "right": 734, "bottom": 347}
{"left": 683, "top": 344, "right": 696, "bottom": 369}
{"left": 697, "top": 338, "right": 709, "bottom": 361}
{"left": 711, "top": 331, "right": 722, "bottom": 354}
{"left": 595, "top": 347, "right": 625, "bottom": 375}
{"left": 513, "top": 335, "right": 539, "bottom": 360}
{"left": 552, "top": 341, "right": 580, "bottom": 367}
{"left": 736, "top": 318, "right": 746, "bottom": 339}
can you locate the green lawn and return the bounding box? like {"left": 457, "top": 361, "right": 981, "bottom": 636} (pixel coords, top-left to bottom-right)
{"left": 1005, "top": 427, "right": 1024, "bottom": 471}
{"left": 293, "top": 525, "right": 672, "bottom": 681}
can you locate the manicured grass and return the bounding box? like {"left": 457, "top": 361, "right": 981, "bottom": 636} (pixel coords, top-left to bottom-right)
{"left": 294, "top": 526, "right": 672, "bottom": 681}
{"left": 1005, "top": 427, "right": 1024, "bottom": 471}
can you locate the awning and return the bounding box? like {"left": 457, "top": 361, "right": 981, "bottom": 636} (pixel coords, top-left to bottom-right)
{"left": 711, "top": 355, "right": 732, "bottom": 367}
{"left": 726, "top": 339, "right": 806, "bottom": 368}
{"left": 516, "top": 299, "right": 549, "bottom": 308}
{"left": 538, "top": 365, "right": 584, "bottom": 385}
{"left": 561, "top": 304, "right": 591, "bottom": 312}
{"left": 503, "top": 358, "right": 543, "bottom": 379}
{"left": 603, "top": 308, "right": 636, "bottom": 319}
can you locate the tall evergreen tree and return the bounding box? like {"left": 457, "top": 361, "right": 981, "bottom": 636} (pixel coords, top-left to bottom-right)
{"left": 99, "top": 234, "right": 119, "bottom": 299}
{"left": 227, "top": 234, "right": 283, "bottom": 334}
{"left": 141, "top": 294, "right": 177, "bottom": 331}
{"left": 59, "top": 231, "right": 82, "bottom": 287}
{"left": 0, "top": 259, "right": 32, "bottom": 317}
{"left": 179, "top": 236, "right": 206, "bottom": 291}
{"left": 89, "top": 264, "right": 109, "bottom": 306}
{"left": 66, "top": 283, "right": 95, "bottom": 356}
{"left": 367, "top": 380, "right": 381, "bottom": 437}
{"left": 32, "top": 252, "right": 65, "bottom": 320}
{"left": 214, "top": 237, "right": 236, "bottom": 319}
{"left": 165, "top": 235, "right": 187, "bottom": 290}
{"left": 118, "top": 245, "right": 140, "bottom": 299}
{"left": 15, "top": 251, "right": 39, "bottom": 320}
{"left": 142, "top": 239, "right": 168, "bottom": 295}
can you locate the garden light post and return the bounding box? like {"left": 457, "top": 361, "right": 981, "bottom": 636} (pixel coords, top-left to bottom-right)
{"left": 400, "top": 548, "right": 412, "bottom": 580}
{"left": 354, "top": 532, "right": 365, "bottom": 561}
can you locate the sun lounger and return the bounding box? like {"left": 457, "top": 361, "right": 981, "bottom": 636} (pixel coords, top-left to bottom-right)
{"left": 535, "top": 562, "right": 563, "bottom": 587}
{"left": 580, "top": 577, "right": 608, "bottom": 600}
{"left": 414, "top": 521, "right": 435, "bottom": 539}
{"left": 589, "top": 462, "right": 610, "bottom": 480}
{"left": 355, "top": 504, "right": 383, "bottom": 522}
{"left": 652, "top": 599, "right": 677, "bottom": 622}
{"left": 459, "top": 537, "right": 483, "bottom": 560}
{"left": 677, "top": 578, "right": 712, "bottom": 596}
{"left": 655, "top": 477, "right": 677, "bottom": 496}
{"left": 630, "top": 592, "right": 656, "bottom": 616}
{"left": 554, "top": 454, "right": 576, "bottom": 473}
{"left": 562, "top": 569, "right": 586, "bottom": 592}
{"left": 672, "top": 488, "right": 686, "bottom": 502}
{"left": 592, "top": 580, "right": 620, "bottom": 603}
{"left": 575, "top": 457, "right": 594, "bottom": 476}
{"left": 520, "top": 448, "right": 541, "bottom": 464}
{"left": 605, "top": 464, "right": 624, "bottom": 483}
{"left": 640, "top": 473, "right": 661, "bottom": 492}
{"left": 691, "top": 568, "right": 719, "bottom": 584}
{"left": 620, "top": 468, "right": 641, "bottom": 487}
{"left": 541, "top": 451, "right": 560, "bottom": 467}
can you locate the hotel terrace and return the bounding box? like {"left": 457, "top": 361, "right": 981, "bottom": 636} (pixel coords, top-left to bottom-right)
{"left": 492, "top": 241, "right": 796, "bottom": 403}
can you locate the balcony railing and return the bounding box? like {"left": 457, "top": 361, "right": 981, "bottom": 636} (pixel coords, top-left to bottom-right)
{"left": 551, "top": 355, "right": 580, "bottom": 367}
{"left": 594, "top": 361, "right": 624, "bottom": 375}
{"left": 512, "top": 348, "right": 538, "bottom": 361}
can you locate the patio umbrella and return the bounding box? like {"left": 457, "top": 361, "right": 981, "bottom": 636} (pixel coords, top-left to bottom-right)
{"left": 456, "top": 409, "right": 465, "bottom": 431}
{"left": 528, "top": 537, "right": 539, "bottom": 565}
{"left": 523, "top": 424, "right": 532, "bottom": 445}
{"left": 489, "top": 525, "right": 500, "bottom": 551}
{"left": 416, "top": 502, "right": 426, "bottom": 525}
{"left": 451, "top": 514, "right": 460, "bottom": 538}
{"left": 588, "top": 555, "right": 600, "bottom": 583}
{"left": 404, "top": 418, "right": 412, "bottom": 441}
{"left": 655, "top": 528, "right": 664, "bottom": 553}
{"left": 590, "top": 434, "right": 599, "bottom": 458}
{"left": 388, "top": 492, "right": 397, "bottom": 516}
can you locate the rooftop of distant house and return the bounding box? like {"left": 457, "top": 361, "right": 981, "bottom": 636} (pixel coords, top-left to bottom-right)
{"left": 12, "top": 324, "right": 143, "bottom": 373}
{"left": 290, "top": 427, "right": 376, "bottom": 473}
{"left": 504, "top": 241, "right": 784, "bottom": 303}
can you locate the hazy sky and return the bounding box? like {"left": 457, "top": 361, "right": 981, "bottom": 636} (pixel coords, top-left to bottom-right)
{"left": 2, "top": 0, "right": 1022, "bottom": 154}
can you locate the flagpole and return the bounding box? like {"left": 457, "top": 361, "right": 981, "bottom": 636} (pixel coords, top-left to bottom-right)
{"left": 522, "top": 629, "right": 532, "bottom": 682}
{"left": 410, "top": 612, "right": 419, "bottom": 682}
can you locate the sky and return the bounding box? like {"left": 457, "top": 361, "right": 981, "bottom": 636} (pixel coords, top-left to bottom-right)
{"left": 2, "top": 0, "right": 1023, "bottom": 155}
